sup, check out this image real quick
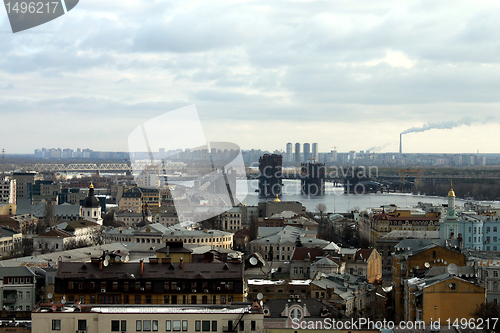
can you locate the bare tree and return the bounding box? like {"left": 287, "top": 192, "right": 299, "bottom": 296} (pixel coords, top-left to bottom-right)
{"left": 43, "top": 201, "right": 60, "bottom": 227}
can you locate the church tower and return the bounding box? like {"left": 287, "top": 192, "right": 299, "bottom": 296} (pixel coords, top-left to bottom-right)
{"left": 440, "top": 182, "right": 459, "bottom": 239}
{"left": 81, "top": 184, "right": 102, "bottom": 225}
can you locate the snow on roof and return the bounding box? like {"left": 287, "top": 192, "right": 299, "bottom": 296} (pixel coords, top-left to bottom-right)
{"left": 247, "top": 279, "right": 285, "bottom": 285}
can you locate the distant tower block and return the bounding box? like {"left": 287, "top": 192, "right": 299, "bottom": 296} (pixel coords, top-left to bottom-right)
{"left": 300, "top": 162, "right": 325, "bottom": 196}
{"left": 258, "top": 154, "right": 283, "bottom": 198}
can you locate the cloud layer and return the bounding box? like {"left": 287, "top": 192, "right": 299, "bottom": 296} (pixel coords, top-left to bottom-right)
{"left": 1, "top": 0, "right": 500, "bottom": 153}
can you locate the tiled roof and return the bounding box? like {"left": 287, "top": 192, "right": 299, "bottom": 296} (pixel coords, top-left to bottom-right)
{"left": 56, "top": 261, "right": 243, "bottom": 280}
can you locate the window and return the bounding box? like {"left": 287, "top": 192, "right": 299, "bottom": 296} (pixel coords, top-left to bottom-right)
{"left": 153, "top": 321, "right": 158, "bottom": 331}
{"left": 135, "top": 295, "right": 141, "bottom": 304}
{"left": 124, "top": 281, "right": 129, "bottom": 291}
{"left": 135, "top": 282, "right": 141, "bottom": 290}
{"left": 112, "top": 320, "right": 120, "bottom": 331}
{"left": 164, "top": 295, "right": 170, "bottom": 304}
{"left": 144, "top": 320, "right": 152, "bottom": 331}
{"left": 221, "top": 296, "right": 226, "bottom": 304}
{"left": 239, "top": 321, "right": 244, "bottom": 331}
{"left": 212, "top": 321, "right": 218, "bottom": 332}
{"left": 112, "top": 281, "right": 118, "bottom": 290}
{"left": 68, "top": 281, "right": 74, "bottom": 290}
{"left": 121, "top": 321, "right": 127, "bottom": 331}
{"left": 202, "top": 321, "right": 211, "bottom": 332}
{"left": 164, "top": 281, "right": 170, "bottom": 290}
{"left": 78, "top": 319, "right": 87, "bottom": 330}
{"left": 146, "top": 295, "right": 152, "bottom": 304}
{"left": 90, "top": 281, "right": 95, "bottom": 290}
{"left": 251, "top": 321, "right": 256, "bottom": 331}
{"left": 52, "top": 319, "right": 61, "bottom": 330}
{"left": 173, "top": 321, "right": 181, "bottom": 331}
{"left": 182, "top": 321, "right": 188, "bottom": 331}
{"left": 495, "top": 227, "right": 498, "bottom": 232}
{"left": 494, "top": 271, "right": 499, "bottom": 277}
{"left": 166, "top": 321, "right": 172, "bottom": 331}
{"left": 137, "top": 320, "right": 142, "bottom": 331}
{"left": 146, "top": 281, "right": 152, "bottom": 290}
{"left": 196, "top": 321, "right": 201, "bottom": 331}
{"left": 450, "top": 283, "right": 456, "bottom": 290}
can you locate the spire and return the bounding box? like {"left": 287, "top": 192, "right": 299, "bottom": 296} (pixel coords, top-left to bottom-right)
{"left": 448, "top": 181, "right": 455, "bottom": 197}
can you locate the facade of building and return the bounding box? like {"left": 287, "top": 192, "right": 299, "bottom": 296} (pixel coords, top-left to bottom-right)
{"left": 12, "top": 172, "right": 36, "bottom": 201}
{"left": 104, "top": 223, "right": 234, "bottom": 249}
{"left": 221, "top": 207, "right": 242, "bottom": 231}
{"left": 0, "top": 226, "right": 22, "bottom": 258}
{"left": 119, "top": 187, "right": 143, "bottom": 212}
{"left": 250, "top": 226, "right": 329, "bottom": 261}
{"left": 33, "top": 228, "right": 75, "bottom": 252}
{"left": 54, "top": 258, "right": 245, "bottom": 306}
{"left": 32, "top": 302, "right": 264, "bottom": 333}
{"left": 392, "top": 240, "right": 465, "bottom": 322}
{"left": 0, "top": 177, "right": 16, "bottom": 204}
{"left": 116, "top": 210, "right": 152, "bottom": 227}
{"left": 0, "top": 267, "right": 36, "bottom": 311}
{"left": 344, "top": 249, "right": 382, "bottom": 284}
{"left": 404, "top": 274, "right": 485, "bottom": 324}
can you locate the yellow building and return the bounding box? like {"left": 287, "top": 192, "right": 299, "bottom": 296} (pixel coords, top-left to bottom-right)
{"left": 392, "top": 241, "right": 466, "bottom": 322}
{"left": 405, "top": 275, "right": 485, "bottom": 324}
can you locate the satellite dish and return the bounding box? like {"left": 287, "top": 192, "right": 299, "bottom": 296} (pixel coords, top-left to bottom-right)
{"left": 424, "top": 262, "right": 430, "bottom": 268}
{"left": 259, "top": 300, "right": 263, "bottom": 307}
{"left": 448, "top": 263, "right": 458, "bottom": 276}
{"left": 47, "top": 293, "right": 53, "bottom": 299}
{"left": 103, "top": 259, "right": 109, "bottom": 267}
{"left": 61, "top": 298, "right": 66, "bottom": 304}
{"left": 116, "top": 256, "right": 122, "bottom": 262}
{"left": 125, "top": 255, "right": 130, "bottom": 262}
{"left": 437, "top": 259, "right": 441, "bottom": 262}
{"left": 257, "top": 293, "right": 263, "bottom": 300}
{"left": 249, "top": 257, "right": 258, "bottom": 266}
{"left": 105, "top": 255, "right": 111, "bottom": 261}
{"left": 444, "top": 261, "right": 447, "bottom": 265}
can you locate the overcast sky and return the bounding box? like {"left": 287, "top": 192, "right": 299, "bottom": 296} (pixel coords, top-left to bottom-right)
{"left": 1, "top": 0, "right": 500, "bottom": 154}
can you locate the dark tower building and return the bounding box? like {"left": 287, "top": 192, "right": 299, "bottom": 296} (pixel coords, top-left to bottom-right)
{"left": 300, "top": 162, "right": 325, "bottom": 196}
{"left": 259, "top": 154, "right": 283, "bottom": 198}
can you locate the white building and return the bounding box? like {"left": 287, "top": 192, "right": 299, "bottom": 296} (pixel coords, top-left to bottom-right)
{"left": 32, "top": 303, "right": 263, "bottom": 333}
{"left": 0, "top": 177, "right": 16, "bottom": 204}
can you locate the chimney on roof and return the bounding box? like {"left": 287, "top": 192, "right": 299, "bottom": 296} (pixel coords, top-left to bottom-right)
{"left": 161, "top": 257, "right": 171, "bottom": 264}
{"left": 149, "top": 258, "right": 158, "bottom": 264}
{"left": 140, "top": 259, "right": 144, "bottom": 276}
{"left": 179, "top": 257, "right": 183, "bottom": 269}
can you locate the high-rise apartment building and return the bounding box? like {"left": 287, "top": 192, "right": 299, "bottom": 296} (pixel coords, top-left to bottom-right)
{"left": 312, "top": 143, "right": 318, "bottom": 162}
{"left": 303, "top": 143, "right": 311, "bottom": 162}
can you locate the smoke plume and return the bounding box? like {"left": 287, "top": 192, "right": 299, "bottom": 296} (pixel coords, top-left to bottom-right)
{"left": 400, "top": 117, "right": 477, "bottom": 135}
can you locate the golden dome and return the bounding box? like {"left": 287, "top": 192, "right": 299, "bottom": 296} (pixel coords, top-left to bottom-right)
{"left": 273, "top": 195, "right": 281, "bottom": 202}
{"left": 448, "top": 182, "right": 455, "bottom": 197}
{"left": 90, "top": 183, "right": 94, "bottom": 189}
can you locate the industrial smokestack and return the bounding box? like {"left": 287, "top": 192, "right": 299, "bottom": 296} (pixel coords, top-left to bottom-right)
{"left": 399, "top": 133, "right": 402, "bottom": 155}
